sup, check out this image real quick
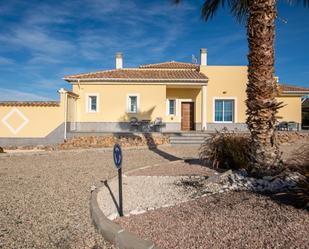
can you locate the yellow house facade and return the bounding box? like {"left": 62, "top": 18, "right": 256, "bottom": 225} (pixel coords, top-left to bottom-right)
{"left": 1, "top": 49, "right": 308, "bottom": 146}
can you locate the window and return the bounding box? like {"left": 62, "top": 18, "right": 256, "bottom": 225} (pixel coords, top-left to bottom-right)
{"left": 87, "top": 94, "right": 98, "bottom": 112}
{"left": 168, "top": 99, "right": 176, "bottom": 115}
{"left": 127, "top": 95, "right": 139, "bottom": 113}
{"left": 215, "top": 99, "right": 234, "bottom": 122}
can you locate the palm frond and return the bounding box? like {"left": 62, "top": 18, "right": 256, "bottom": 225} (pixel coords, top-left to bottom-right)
{"left": 174, "top": 0, "right": 249, "bottom": 23}
{"left": 283, "top": 0, "right": 309, "bottom": 7}
{"left": 230, "top": 0, "right": 249, "bottom": 24}
{"left": 201, "top": 0, "right": 225, "bottom": 21}
{"left": 201, "top": 0, "right": 248, "bottom": 23}
{"left": 174, "top": 0, "right": 308, "bottom": 22}
{"left": 299, "top": 0, "right": 309, "bottom": 7}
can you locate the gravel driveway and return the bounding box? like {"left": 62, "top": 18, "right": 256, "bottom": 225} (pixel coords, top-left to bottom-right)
{"left": 0, "top": 145, "right": 199, "bottom": 249}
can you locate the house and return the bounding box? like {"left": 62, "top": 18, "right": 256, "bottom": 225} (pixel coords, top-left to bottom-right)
{"left": 1, "top": 49, "right": 309, "bottom": 146}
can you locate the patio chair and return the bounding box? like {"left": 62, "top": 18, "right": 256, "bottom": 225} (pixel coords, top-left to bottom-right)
{"left": 278, "top": 121, "right": 288, "bottom": 131}
{"left": 140, "top": 119, "right": 152, "bottom": 132}
{"left": 129, "top": 117, "right": 139, "bottom": 132}
{"left": 152, "top": 117, "right": 163, "bottom": 132}
{"left": 288, "top": 121, "right": 298, "bottom": 131}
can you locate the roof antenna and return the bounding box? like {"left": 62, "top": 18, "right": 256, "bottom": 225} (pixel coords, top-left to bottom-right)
{"left": 192, "top": 54, "right": 197, "bottom": 64}
{"left": 277, "top": 15, "right": 288, "bottom": 24}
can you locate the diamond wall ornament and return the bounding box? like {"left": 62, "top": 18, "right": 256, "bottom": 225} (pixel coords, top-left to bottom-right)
{"left": 2, "top": 108, "right": 29, "bottom": 135}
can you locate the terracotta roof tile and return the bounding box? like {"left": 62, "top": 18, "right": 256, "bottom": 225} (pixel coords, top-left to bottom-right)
{"left": 0, "top": 101, "right": 60, "bottom": 107}
{"left": 64, "top": 68, "right": 207, "bottom": 82}
{"left": 279, "top": 84, "right": 309, "bottom": 93}
{"left": 139, "top": 61, "right": 199, "bottom": 69}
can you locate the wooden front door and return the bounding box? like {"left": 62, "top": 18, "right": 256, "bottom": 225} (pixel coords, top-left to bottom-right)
{"left": 181, "top": 102, "right": 195, "bottom": 131}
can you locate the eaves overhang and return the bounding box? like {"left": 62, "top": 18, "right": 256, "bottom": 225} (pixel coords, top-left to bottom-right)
{"left": 63, "top": 77, "right": 208, "bottom": 85}
{"left": 279, "top": 91, "right": 309, "bottom": 97}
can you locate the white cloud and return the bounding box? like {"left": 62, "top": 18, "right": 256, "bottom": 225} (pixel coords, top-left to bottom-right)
{"left": 207, "top": 32, "right": 245, "bottom": 53}
{"left": 0, "top": 0, "right": 202, "bottom": 100}
{"left": 27, "top": 54, "right": 63, "bottom": 65}
{"left": 0, "top": 27, "right": 75, "bottom": 55}
{"left": 73, "top": 0, "right": 196, "bottom": 63}
{"left": 0, "top": 0, "right": 197, "bottom": 67}
{"left": 24, "top": 4, "right": 73, "bottom": 26}
{"left": 0, "top": 88, "right": 53, "bottom": 101}
{"left": 0, "top": 56, "right": 15, "bottom": 65}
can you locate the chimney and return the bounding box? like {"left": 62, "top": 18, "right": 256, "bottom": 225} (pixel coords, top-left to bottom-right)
{"left": 116, "top": 52, "right": 123, "bottom": 69}
{"left": 200, "top": 48, "right": 207, "bottom": 66}
{"left": 274, "top": 76, "right": 279, "bottom": 83}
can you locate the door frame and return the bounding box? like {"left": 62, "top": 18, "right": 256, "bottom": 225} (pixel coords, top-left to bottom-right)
{"left": 180, "top": 100, "right": 195, "bottom": 131}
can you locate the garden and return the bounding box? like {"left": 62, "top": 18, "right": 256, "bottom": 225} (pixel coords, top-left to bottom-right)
{"left": 93, "top": 130, "right": 309, "bottom": 249}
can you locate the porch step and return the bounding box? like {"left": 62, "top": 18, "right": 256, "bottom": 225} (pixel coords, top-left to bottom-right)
{"left": 172, "top": 133, "right": 211, "bottom": 137}
{"left": 169, "top": 133, "right": 211, "bottom": 145}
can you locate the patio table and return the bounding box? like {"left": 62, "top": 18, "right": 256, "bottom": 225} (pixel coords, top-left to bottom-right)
{"left": 139, "top": 120, "right": 151, "bottom": 132}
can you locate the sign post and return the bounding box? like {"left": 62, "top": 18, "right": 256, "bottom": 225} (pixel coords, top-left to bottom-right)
{"left": 113, "top": 143, "right": 123, "bottom": 216}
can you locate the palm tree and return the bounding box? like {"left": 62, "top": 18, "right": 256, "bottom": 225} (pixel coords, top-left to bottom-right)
{"left": 174, "top": 0, "right": 309, "bottom": 175}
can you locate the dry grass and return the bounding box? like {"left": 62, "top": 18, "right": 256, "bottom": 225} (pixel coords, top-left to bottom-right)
{"left": 280, "top": 144, "right": 309, "bottom": 210}
{"left": 199, "top": 129, "right": 250, "bottom": 170}
{"left": 285, "top": 144, "right": 309, "bottom": 175}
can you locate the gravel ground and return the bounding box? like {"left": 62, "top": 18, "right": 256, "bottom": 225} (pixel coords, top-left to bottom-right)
{"left": 98, "top": 175, "right": 195, "bottom": 219}
{"left": 98, "top": 159, "right": 215, "bottom": 219}
{"left": 0, "top": 145, "right": 198, "bottom": 249}
{"left": 115, "top": 191, "right": 309, "bottom": 249}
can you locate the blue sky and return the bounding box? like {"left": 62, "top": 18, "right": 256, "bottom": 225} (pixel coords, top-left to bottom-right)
{"left": 0, "top": 0, "right": 308, "bottom": 100}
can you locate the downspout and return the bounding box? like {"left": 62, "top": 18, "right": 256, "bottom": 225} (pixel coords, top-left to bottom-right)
{"left": 64, "top": 91, "right": 68, "bottom": 141}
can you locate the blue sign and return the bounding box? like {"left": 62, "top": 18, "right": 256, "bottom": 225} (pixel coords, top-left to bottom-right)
{"left": 113, "top": 144, "right": 122, "bottom": 169}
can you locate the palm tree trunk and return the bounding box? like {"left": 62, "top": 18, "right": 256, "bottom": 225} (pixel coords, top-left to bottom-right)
{"left": 246, "top": 0, "right": 282, "bottom": 175}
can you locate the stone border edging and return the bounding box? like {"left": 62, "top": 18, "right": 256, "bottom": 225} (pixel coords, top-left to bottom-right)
{"left": 90, "top": 185, "right": 161, "bottom": 249}
{"left": 123, "top": 159, "right": 184, "bottom": 177}
{"left": 0, "top": 144, "right": 172, "bottom": 157}
{"left": 89, "top": 159, "right": 187, "bottom": 249}
{"left": 90, "top": 159, "right": 237, "bottom": 249}
{"left": 89, "top": 161, "right": 222, "bottom": 249}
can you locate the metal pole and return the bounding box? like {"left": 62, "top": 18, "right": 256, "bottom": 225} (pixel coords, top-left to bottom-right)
{"left": 118, "top": 167, "right": 123, "bottom": 216}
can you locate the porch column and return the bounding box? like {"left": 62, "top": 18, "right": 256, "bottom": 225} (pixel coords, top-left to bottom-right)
{"left": 202, "top": 85, "right": 207, "bottom": 130}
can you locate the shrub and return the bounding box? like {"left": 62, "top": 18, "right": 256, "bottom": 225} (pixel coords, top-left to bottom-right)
{"left": 199, "top": 129, "right": 250, "bottom": 170}
{"left": 279, "top": 144, "right": 309, "bottom": 210}
{"left": 285, "top": 144, "right": 309, "bottom": 175}
{"left": 294, "top": 173, "right": 309, "bottom": 210}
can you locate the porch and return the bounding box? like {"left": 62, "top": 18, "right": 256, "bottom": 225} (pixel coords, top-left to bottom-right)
{"left": 164, "top": 85, "right": 206, "bottom": 132}
{"left": 67, "top": 84, "right": 208, "bottom": 133}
